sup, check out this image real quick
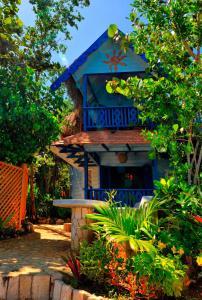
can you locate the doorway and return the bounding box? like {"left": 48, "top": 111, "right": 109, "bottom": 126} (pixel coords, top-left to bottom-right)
{"left": 100, "top": 165, "right": 153, "bottom": 189}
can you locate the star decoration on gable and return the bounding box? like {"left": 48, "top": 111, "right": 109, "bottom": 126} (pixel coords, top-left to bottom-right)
{"left": 103, "top": 50, "right": 127, "bottom": 72}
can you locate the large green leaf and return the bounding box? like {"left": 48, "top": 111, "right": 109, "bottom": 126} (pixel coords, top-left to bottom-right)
{"left": 108, "top": 24, "right": 118, "bottom": 38}
{"left": 86, "top": 198, "right": 163, "bottom": 254}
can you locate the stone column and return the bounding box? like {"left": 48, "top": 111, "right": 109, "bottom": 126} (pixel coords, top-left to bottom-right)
{"left": 71, "top": 207, "right": 93, "bottom": 252}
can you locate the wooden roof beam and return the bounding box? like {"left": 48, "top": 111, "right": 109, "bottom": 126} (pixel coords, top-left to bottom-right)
{"left": 101, "top": 144, "right": 109, "bottom": 151}
{"left": 126, "top": 144, "right": 131, "bottom": 151}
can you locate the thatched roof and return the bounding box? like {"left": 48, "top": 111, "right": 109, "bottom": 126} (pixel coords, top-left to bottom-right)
{"left": 61, "top": 76, "right": 83, "bottom": 138}
{"left": 64, "top": 76, "right": 83, "bottom": 107}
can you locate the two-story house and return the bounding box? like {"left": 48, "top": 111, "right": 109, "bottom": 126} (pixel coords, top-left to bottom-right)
{"left": 50, "top": 30, "right": 169, "bottom": 206}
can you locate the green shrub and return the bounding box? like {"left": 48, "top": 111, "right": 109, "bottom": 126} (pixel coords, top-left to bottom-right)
{"left": 79, "top": 239, "right": 113, "bottom": 284}
{"left": 0, "top": 215, "right": 24, "bottom": 240}
{"left": 132, "top": 252, "right": 187, "bottom": 297}
{"left": 56, "top": 207, "right": 71, "bottom": 219}
{"left": 154, "top": 178, "right": 202, "bottom": 258}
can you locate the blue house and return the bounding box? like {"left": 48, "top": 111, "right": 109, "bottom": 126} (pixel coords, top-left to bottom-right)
{"left": 50, "top": 30, "right": 169, "bottom": 206}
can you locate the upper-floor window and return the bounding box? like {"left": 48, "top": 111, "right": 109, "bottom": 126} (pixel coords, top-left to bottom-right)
{"left": 84, "top": 72, "right": 145, "bottom": 108}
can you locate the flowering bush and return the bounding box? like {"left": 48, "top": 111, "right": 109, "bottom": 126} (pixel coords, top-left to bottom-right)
{"left": 107, "top": 247, "right": 158, "bottom": 299}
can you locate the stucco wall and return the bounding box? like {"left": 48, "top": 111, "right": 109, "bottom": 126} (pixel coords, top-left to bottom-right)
{"left": 100, "top": 151, "right": 150, "bottom": 167}
{"left": 70, "top": 167, "right": 84, "bottom": 199}
{"left": 91, "top": 166, "right": 100, "bottom": 188}
{"left": 70, "top": 166, "right": 100, "bottom": 198}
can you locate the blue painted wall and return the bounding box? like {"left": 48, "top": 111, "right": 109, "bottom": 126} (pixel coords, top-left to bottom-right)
{"left": 73, "top": 38, "right": 147, "bottom": 92}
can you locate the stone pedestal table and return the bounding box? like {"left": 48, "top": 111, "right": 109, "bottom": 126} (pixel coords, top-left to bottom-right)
{"left": 53, "top": 199, "right": 106, "bottom": 252}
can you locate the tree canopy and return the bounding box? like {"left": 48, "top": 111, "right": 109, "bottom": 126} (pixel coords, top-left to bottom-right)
{"left": 107, "top": 0, "right": 202, "bottom": 186}
{"left": 0, "top": 66, "right": 60, "bottom": 164}
{"left": 24, "top": 0, "right": 90, "bottom": 73}
{"left": 0, "top": 0, "right": 89, "bottom": 165}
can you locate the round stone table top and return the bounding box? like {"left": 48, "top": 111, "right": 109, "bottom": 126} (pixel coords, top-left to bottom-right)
{"left": 53, "top": 199, "right": 107, "bottom": 208}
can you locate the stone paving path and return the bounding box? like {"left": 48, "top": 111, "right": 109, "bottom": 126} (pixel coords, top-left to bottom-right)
{"left": 0, "top": 225, "right": 71, "bottom": 279}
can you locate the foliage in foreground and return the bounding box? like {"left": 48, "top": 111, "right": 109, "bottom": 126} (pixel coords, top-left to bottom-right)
{"left": 86, "top": 198, "right": 161, "bottom": 254}
{"left": 79, "top": 239, "right": 113, "bottom": 284}
{"left": 80, "top": 189, "right": 201, "bottom": 298}
{"left": 71, "top": 236, "right": 187, "bottom": 298}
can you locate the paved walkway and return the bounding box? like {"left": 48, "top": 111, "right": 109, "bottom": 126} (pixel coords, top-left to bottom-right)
{"left": 0, "top": 225, "right": 71, "bottom": 279}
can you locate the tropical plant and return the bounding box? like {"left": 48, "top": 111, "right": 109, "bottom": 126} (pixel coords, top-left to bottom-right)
{"left": 86, "top": 198, "right": 164, "bottom": 254}
{"left": 104, "top": 4, "right": 202, "bottom": 293}
{"left": 77, "top": 235, "right": 187, "bottom": 298}
{"left": 153, "top": 178, "right": 202, "bottom": 258}
{"left": 62, "top": 251, "right": 81, "bottom": 282}
{"left": 34, "top": 149, "right": 71, "bottom": 197}
{"left": 27, "top": 149, "right": 71, "bottom": 220}
{"left": 154, "top": 177, "right": 202, "bottom": 214}
{"left": 0, "top": 213, "right": 23, "bottom": 240}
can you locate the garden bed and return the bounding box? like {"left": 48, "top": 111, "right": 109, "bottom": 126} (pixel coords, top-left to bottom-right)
{"left": 63, "top": 197, "right": 202, "bottom": 300}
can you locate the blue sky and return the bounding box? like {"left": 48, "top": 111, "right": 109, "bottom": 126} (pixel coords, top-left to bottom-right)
{"left": 19, "top": 0, "right": 133, "bottom": 67}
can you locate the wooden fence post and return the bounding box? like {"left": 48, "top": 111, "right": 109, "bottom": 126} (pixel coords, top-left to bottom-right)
{"left": 19, "top": 164, "right": 29, "bottom": 228}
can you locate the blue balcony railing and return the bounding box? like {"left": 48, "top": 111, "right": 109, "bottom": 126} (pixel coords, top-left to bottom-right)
{"left": 84, "top": 106, "right": 142, "bottom": 130}
{"left": 88, "top": 188, "right": 154, "bottom": 207}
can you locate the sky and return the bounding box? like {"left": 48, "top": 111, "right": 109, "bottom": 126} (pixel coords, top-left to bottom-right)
{"left": 19, "top": 0, "right": 133, "bottom": 67}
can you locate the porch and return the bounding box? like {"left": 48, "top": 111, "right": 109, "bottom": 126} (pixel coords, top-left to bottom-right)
{"left": 51, "top": 132, "right": 160, "bottom": 206}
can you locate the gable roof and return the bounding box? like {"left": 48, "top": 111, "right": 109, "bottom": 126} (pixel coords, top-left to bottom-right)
{"left": 50, "top": 29, "right": 147, "bottom": 91}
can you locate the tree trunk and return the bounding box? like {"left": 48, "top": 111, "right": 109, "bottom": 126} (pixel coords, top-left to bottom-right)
{"left": 194, "top": 144, "right": 202, "bottom": 185}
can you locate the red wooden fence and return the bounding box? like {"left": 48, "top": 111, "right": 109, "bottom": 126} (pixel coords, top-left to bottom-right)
{"left": 0, "top": 162, "right": 28, "bottom": 229}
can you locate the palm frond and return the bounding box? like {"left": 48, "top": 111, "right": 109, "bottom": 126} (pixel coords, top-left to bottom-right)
{"left": 129, "top": 238, "right": 156, "bottom": 253}
{"left": 85, "top": 198, "right": 163, "bottom": 254}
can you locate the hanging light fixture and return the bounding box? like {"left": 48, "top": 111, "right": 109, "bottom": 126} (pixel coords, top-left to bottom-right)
{"left": 117, "top": 152, "right": 128, "bottom": 163}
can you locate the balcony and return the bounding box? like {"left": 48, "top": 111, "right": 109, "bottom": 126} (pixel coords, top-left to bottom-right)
{"left": 88, "top": 188, "right": 154, "bottom": 207}
{"left": 83, "top": 106, "right": 142, "bottom": 130}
